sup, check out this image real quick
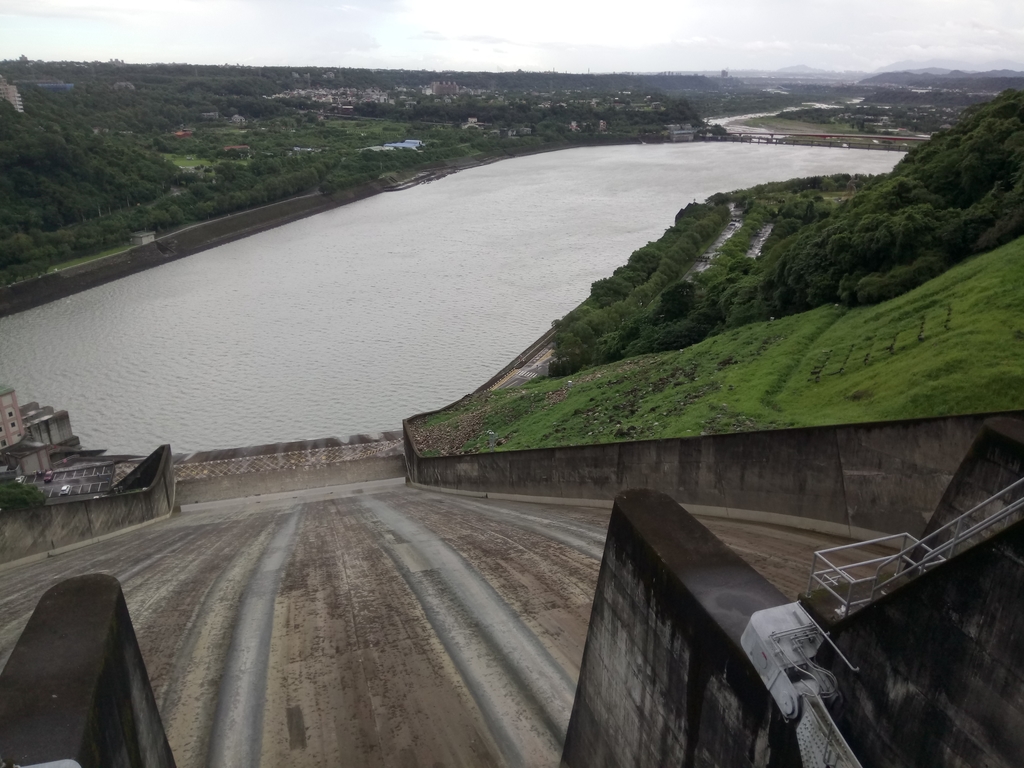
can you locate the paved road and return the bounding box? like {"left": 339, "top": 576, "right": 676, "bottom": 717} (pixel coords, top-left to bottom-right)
{"left": 0, "top": 480, "right": 871, "bottom": 767}
{"left": 494, "top": 346, "right": 554, "bottom": 390}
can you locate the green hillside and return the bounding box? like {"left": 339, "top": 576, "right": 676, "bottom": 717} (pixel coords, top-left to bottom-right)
{"left": 409, "top": 234, "right": 1024, "bottom": 455}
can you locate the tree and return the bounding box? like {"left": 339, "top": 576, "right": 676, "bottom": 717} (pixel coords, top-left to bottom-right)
{"left": 0, "top": 482, "right": 46, "bottom": 509}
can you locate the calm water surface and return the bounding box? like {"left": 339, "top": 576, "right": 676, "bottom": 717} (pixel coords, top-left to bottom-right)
{"left": 0, "top": 144, "right": 900, "bottom": 453}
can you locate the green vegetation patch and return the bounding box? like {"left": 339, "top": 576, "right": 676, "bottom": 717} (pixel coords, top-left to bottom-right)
{"left": 0, "top": 482, "right": 46, "bottom": 510}
{"left": 410, "top": 234, "right": 1024, "bottom": 455}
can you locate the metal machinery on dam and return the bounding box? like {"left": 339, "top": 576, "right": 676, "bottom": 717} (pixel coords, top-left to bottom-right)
{"left": 1, "top": 415, "right": 1024, "bottom": 767}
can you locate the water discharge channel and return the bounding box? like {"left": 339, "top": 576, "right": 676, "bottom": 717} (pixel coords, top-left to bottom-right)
{"left": 0, "top": 144, "right": 900, "bottom": 454}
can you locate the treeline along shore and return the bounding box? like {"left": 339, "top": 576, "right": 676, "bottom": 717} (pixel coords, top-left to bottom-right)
{"left": 0, "top": 139, "right": 643, "bottom": 319}
{"left": 0, "top": 133, "right": 889, "bottom": 319}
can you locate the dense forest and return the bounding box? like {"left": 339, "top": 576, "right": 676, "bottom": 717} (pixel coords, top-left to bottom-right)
{"left": 551, "top": 88, "right": 1024, "bottom": 374}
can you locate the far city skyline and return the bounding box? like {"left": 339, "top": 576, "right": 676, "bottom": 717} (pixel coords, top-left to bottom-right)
{"left": 1, "top": 0, "right": 1022, "bottom": 74}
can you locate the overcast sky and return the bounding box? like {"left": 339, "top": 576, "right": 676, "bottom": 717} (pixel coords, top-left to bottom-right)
{"left": 1, "top": 0, "right": 1022, "bottom": 73}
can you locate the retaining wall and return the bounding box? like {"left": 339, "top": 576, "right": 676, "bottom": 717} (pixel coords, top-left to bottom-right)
{"left": 406, "top": 410, "right": 1024, "bottom": 538}
{"left": 806, "top": 418, "right": 1024, "bottom": 768}
{"left": 173, "top": 454, "right": 406, "bottom": 505}
{"left": 562, "top": 489, "right": 799, "bottom": 767}
{"left": 924, "top": 417, "right": 1024, "bottom": 534}
{"left": 0, "top": 445, "right": 175, "bottom": 568}
{"left": 0, "top": 574, "right": 175, "bottom": 768}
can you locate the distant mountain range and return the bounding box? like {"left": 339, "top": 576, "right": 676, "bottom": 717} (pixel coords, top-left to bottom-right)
{"left": 876, "top": 59, "right": 1024, "bottom": 74}
{"left": 721, "top": 62, "right": 1024, "bottom": 84}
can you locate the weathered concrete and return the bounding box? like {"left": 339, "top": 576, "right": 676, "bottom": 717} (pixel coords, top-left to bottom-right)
{"left": 0, "top": 482, "right": 854, "bottom": 768}
{"left": 173, "top": 453, "right": 406, "bottom": 504}
{"left": 792, "top": 417, "right": 1024, "bottom": 767}
{"left": 924, "top": 417, "right": 1024, "bottom": 534}
{"left": 562, "top": 489, "right": 799, "bottom": 768}
{"left": 406, "top": 410, "right": 1024, "bottom": 538}
{"left": 814, "top": 524, "right": 1024, "bottom": 766}
{"left": 0, "top": 574, "right": 175, "bottom": 768}
{"left": 0, "top": 444, "right": 175, "bottom": 568}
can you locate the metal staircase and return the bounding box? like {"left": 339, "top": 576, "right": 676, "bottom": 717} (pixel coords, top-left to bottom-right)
{"left": 806, "top": 476, "right": 1024, "bottom": 617}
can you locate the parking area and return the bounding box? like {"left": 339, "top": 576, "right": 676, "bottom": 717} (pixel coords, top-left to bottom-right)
{"left": 19, "top": 463, "right": 114, "bottom": 501}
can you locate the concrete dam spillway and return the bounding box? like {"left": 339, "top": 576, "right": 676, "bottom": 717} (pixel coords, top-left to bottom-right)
{"left": 0, "top": 481, "right": 842, "bottom": 767}
{"left": 3, "top": 412, "right": 1024, "bottom": 766}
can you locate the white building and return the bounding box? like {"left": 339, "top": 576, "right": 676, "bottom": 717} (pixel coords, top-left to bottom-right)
{"left": 130, "top": 231, "right": 156, "bottom": 246}
{"left": 0, "top": 77, "right": 24, "bottom": 113}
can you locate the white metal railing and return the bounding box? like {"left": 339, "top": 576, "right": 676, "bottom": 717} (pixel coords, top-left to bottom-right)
{"left": 806, "top": 476, "right": 1024, "bottom": 616}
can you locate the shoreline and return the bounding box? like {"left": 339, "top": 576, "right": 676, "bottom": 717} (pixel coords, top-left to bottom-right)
{"left": 0, "top": 135, "right": 904, "bottom": 320}
{"left": 0, "top": 138, "right": 645, "bottom": 319}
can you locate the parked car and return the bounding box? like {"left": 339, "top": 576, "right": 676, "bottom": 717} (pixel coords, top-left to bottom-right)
{"left": 43, "top": 470, "right": 54, "bottom": 483}
{"left": 59, "top": 485, "right": 72, "bottom": 496}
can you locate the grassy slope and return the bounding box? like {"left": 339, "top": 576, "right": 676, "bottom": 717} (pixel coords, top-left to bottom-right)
{"left": 413, "top": 235, "right": 1024, "bottom": 455}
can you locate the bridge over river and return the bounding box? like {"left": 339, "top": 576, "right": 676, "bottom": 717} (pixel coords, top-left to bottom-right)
{"left": 0, "top": 477, "right": 862, "bottom": 768}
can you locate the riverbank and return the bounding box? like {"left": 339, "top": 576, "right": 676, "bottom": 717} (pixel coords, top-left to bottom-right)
{"left": 0, "top": 133, "right": 906, "bottom": 319}
{"left": 0, "top": 138, "right": 645, "bottom": 320}
{"left": 407, "top": 234, "right": 1024, "bottom": 455}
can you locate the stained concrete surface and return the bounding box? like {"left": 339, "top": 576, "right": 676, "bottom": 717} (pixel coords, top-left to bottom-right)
{"left": 0, "top": 480, "right": 868, "bottom": 767}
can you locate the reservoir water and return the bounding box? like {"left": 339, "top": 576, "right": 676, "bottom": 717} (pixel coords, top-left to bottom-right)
{"left": 0, "top": 144, "right": 900, "bottom": 454}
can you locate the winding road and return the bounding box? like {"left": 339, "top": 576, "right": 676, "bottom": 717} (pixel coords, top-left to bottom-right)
{"left": 0, "top": 478, "right": 862, "bottom": 767}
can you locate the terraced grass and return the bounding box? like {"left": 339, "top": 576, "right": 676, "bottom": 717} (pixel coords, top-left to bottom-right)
{"left": 410, "top": 235, "right": 1024, "bottom": 455}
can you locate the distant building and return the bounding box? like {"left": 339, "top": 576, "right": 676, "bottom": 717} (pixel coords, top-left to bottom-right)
{"left": 173, "top": 130, "right": 193, "bottom": 138}
{"left": 200, "top": 111, "right": 220, "bottom": 120}
{"left": 35, "top": 81, "right": 74, "bottom": 92}
{"left": 0, "top": 385, "right": 25, "bottom": 450}
{"left": 431, "top": 81, "right": 459, "bottom": 96}
{"left": 721, "top": 69, "right": 729, "bottom": 78}
{"left": 223, "top": 144, "right": 250, "bottom": 152}
{"left": 1, "top": 439, "right": 51, "bottom": 475}
{"left": 230, "top": 114, "right": 246, "bottom": 125}
{"left": 19, "top": 401, "right": 78, "bottom": 450}
{"left": 383, "top": 139, "right": 424, "bottom": 149}
{"left": 666, "top": 123, "right": 696, "bottom": 142}
{"left": 130, "top": 231, "right": 155, "bottom": 246}
{"left": 0, "top": 77, "right": 23, "bottom": 113}
{"left": 113, "top": 81, "right": 135, "bottom": 91}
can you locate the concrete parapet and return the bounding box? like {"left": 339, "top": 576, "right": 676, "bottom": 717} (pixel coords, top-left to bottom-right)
{"left": 406, "top": 411, "right": 1024, "bottom": 538}
{"left": 0, "top": 445, "right": 175, "bottom": 569}
{"left": 0, "top": 574, "right": 175, "bottom": 767}
{"left": 174, "top": 454, "right": 406, "bottom": 504}
{"left": 562, "top": 489, "right": 799, "bottom": 767}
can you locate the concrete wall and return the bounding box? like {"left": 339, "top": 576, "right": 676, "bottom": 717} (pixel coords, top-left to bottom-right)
{"left": 0, "top": 574, "right": 175, "bottom": 767}
{"left": 0, "top": 444, "right": 175, "bottom": 568}
{"left": 562, "top": 489, "right": 799, "bottom": 767}
{"left": 924, "top": 417, "right": 1024, "bottom": 534}
{"left": 406, "top": 410, "right": 1024, "bottom": 538}
{"left": 24, "top": 409, "right": 75, "bottom": 445}
{"left": 174, "top": 454, "right": 406, "bottom": 505}
{"left": 814, "top": 520, "right": 1024, "bottom": 766}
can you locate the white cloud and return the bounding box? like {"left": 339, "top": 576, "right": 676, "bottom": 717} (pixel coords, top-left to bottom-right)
{"left": 1, "top": 0, "right": 1022, "bottom": 71}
